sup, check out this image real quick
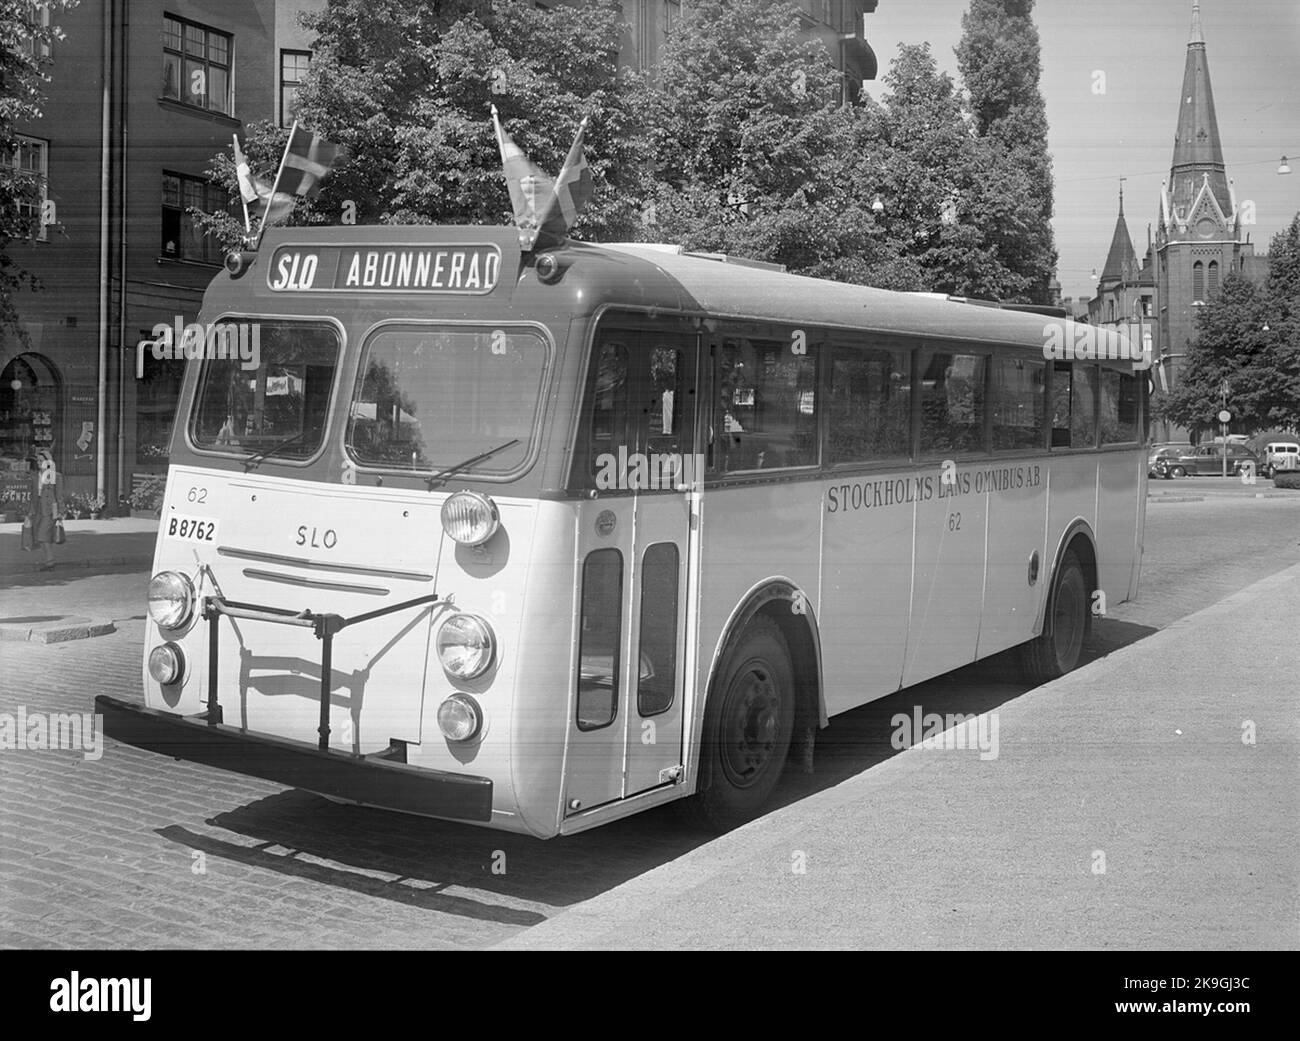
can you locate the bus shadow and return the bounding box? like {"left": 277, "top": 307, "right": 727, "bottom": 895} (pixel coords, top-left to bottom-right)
{"left": 152, "top": 618, "right": 1159, "bottom": 933}
{"left": 769, "top": 616, "right": 1158, "bottom": 812}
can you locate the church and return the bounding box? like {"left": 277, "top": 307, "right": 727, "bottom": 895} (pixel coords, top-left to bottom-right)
{"left": 1088, "top": 2, "right": 1269, "bottom": 443}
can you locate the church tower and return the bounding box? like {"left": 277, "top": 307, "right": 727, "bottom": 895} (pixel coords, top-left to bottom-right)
{"left": 1154, "top": 1, "right": 1255, "bottom": 439}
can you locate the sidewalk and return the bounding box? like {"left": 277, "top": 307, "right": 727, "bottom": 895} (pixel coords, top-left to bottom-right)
{"left": 0, "top": 517, "right": 157, "bottom": 581}
{"left": 496, "top": 563, "right": 1300, "bottom": 950}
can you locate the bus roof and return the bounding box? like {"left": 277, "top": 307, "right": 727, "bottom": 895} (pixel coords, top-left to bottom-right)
{"left": 590, "top": 242, "right": 1131, "bottom": 359}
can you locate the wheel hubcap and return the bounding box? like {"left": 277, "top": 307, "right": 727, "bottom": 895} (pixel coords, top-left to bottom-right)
{"left": 719, "top": 661, "right": 783, "bottom": 789}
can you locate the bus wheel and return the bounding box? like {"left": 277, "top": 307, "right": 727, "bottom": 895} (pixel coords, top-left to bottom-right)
{"left": 694, "top": 617, "right": 795, "bottom": 829}
{"left": 1019, "top": 550, "right": 1089, "bottom": 685}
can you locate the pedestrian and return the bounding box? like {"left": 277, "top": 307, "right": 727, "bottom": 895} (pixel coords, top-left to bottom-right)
{"left": 27, "top": 452, "right": 63, "bottom": 571}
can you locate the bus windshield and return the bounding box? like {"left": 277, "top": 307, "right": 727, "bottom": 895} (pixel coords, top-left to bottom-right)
{"left": 345, "top": 325, "right": 548, "bottom": 476}
{"left": 191, "top": 318, "right": 339, "bottom": 460}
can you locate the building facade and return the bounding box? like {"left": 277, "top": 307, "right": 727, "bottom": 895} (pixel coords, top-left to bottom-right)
{"left": 1, "top": 0, "right": 324, "bottom": 516}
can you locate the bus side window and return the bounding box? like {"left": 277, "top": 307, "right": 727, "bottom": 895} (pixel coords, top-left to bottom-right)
{"left": 827, "top": 344, "right": 911, "bottom": 463}
{"left": 1051, "top": 362, "right": 1099, "bottom": 448}
{"left": 586, "top": 341, "right": 629, "bottom": 485}
{"left": 717, "top": 332, "right": 818, "bottom": 472}
{"left": 991, "top": 356, "right": 1045, "bottom": 451}
{"left": 919, "top": 349, "right": 987, "bottom": 455}
{"left": 1099, "top": 368, "right": 1138, "bottom": 444}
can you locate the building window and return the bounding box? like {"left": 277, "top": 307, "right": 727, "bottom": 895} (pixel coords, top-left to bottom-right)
{"left": 162, "top": 14, "right": 232, "bottom": 115}
{"left": 1207, "top": 260, "right": 1220, "bottom": 297}
{"left": 161, "top": 172, "right": 227, "bottom": 264}
{"left": 21, "top": 2, "right": 51, "bottom": 60}
{"left": 280, "top": 50, "right": 311, "bottom": 128}
{"left": 662, "top": 0, "right": 680, "bottom": 33}
{"left": 1192, "top": 260, "right": 1204, "bottom": 301}
{"left": 9, "top": 136, "right": 49, "bottom": 242}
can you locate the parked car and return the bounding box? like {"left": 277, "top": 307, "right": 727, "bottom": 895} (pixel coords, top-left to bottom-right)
{"left": 1259, "top": 441, "right": 1300, "bottom": 478}
{"left": 1148, "top": 443, "right": 1192, "bottom": 478}
{"left": 1161, "top": 443, "right": 1260, "bottom": 478}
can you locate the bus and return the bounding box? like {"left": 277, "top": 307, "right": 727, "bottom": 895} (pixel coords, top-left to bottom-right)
{"left": 96, "top": 225, "right": 1148, "bottom": 837}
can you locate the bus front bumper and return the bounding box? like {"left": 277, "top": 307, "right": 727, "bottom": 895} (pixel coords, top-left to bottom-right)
{"left": 94, "top": 695, "right": 494, "bottom": 822}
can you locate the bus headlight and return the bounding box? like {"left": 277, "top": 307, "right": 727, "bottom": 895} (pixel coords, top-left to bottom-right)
{"left": 147, "top": 571, "right": 195, "bottom": 629}
{"left": 148, "top": 642, "right": 186, "bottom": 685}
{"left": 440, "top": 490, "right": 500, "bottom": 546}
{"left": 435, "top": 613, "right": 496, "bottom": 679}
{"left": 436, "top": 694, "right": 482, "bottom": 742}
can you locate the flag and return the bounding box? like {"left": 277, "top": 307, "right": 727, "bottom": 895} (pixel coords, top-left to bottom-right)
{"left": 231, "top": 134, "right": 270, "bottom": 206}
{"left": 257, "top": 121, "right": 347, "bottom": 240}
{"left": 491, "top": 105, "right": 557, "bottom": 251}
{"left": 542, "top": 116, "right": 593, "bottom": 241}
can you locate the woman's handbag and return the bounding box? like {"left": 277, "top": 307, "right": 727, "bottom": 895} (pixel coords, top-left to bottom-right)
{"left": 53, "top": 518, "right": 66, "bottom": 545}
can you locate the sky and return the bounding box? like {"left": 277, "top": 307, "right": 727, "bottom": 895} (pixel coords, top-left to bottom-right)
{"left": 860, "top": 0, "right": 1300, "bottom": 303}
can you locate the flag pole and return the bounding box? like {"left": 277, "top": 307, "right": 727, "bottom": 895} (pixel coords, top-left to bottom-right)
{"left": 254, "top": 119, "right": 298, "bottom": 250}
{"left": 232, "top": 133, "right": 251, "bottom": 235}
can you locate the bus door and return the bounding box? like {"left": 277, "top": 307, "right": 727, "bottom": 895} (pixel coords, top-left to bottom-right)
{"left": 566, "top": 328, "right": 700, "bottom": 815}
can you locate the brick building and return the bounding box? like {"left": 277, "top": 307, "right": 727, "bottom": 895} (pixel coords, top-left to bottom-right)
{"left": 1, "top": 0, "right": 324, "bottom": 516}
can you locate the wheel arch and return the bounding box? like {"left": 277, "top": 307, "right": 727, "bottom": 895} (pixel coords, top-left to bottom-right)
{"left": 703, "top": 578, "right": 826, "bottom": 738}
{"left": 1035, "top": 520, "right": 1098, "bottom": 634}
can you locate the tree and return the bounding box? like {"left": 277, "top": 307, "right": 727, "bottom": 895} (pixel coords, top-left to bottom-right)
{"left": 859, "top": 42, "right": 1043, "bottom": 299}
{"left": 197, "top": 0, "right": 641, "bottom": 250}
{"left": 955, "top": 0, "right": 1057, "bottom": 302}
{"left": 1, "top": 1, "right": 79, "bottom": 345}
{"left": 1158, "top": 216, "right": 1300, "bottom": 435}
{"left": 634, "top": 0, "right": 917, "bottom": 288}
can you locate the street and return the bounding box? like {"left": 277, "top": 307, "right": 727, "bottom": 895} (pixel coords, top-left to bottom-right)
{"left": 2, "top": 484, "right": 1298, "bottom": 949}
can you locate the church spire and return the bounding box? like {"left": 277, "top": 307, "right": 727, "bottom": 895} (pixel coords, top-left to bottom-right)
{"left": 1168, "top": 0, "right": 1230, "bottom": 221}
{"left": 1100, "top": 183, "right": 1139, "bottom": 285}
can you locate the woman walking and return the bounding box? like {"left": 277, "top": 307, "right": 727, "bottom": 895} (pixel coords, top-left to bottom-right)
{"left": 27, "top": 452, "right": 63, "bottom": 571}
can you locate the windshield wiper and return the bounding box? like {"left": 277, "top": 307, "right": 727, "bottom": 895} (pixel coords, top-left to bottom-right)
{"left": 425, "top": 439, "right": 520, "bottom": 490}
{"left": 243, "top": 429, "right": 312, "bottom": 471}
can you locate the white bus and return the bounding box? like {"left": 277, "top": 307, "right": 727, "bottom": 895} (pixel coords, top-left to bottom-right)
{"left": 97, "top": 226, "right": 1147, "bottom": 836}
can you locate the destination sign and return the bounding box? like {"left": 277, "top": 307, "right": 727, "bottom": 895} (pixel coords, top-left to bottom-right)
{"left": 266, "top": 244, "right": 503, "bottom": 294}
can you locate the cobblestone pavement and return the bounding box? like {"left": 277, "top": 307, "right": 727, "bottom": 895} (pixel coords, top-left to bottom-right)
{"left": 1, "top": 493, "right": 1298, "bottom": 949}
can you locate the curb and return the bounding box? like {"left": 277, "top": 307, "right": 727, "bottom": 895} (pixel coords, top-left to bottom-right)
{"left": 0, "top": 616, "right": 117, "bottom": 643}
{"left": 0, "top": 554, "right": 153, "bottom": 579}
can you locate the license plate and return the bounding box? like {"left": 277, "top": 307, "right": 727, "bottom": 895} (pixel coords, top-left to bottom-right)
{"left": 164, "top": 514, "right": 219, "bottom": 543}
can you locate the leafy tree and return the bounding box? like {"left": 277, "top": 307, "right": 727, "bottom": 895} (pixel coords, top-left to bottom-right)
{"left": 1157, "top": 216, "right": 1300, "bottom": 435}
{"left": 0, "top": 0, "right": 79, "bottom": 345}
{"left": 860, "top": 42, "right": 1042, "bottom": 299}
{"left": 634, "top": 0, "right": 917, "bottom": 288}
{"left": 955, "top": 0, "right": 1057, "bottom": 302}
{"left": 197, "top": 0, "right": 640, "bottom": 249}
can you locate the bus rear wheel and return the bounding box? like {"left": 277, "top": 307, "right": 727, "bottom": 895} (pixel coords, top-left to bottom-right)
{"left": 693, "top": 617, "right": 795, "bottom": 830}
{"left": 1019, "top": 549, "right": 1089, "bottom": 685}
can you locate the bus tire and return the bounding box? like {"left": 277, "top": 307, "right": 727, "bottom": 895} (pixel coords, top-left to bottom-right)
{"left": 1019, "top": 549, "right": 1089, "bottom": 685}
{"left": 692, "top": 617, "right": 795, "bottom": 830}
